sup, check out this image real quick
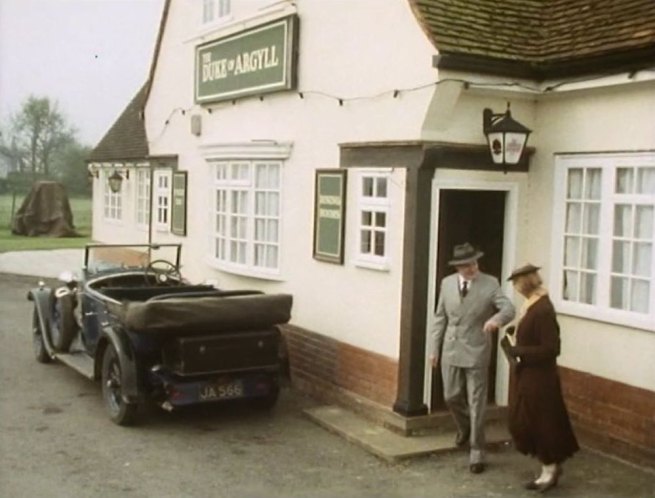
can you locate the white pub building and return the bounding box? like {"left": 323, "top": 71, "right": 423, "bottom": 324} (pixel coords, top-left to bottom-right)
{"left": 88, "top": 0, "right": 655, "bottom": 467}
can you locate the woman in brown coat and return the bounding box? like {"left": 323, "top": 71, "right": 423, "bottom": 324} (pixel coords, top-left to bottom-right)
{"left": 504, "top": 264, "right": 579, "bottom": 493}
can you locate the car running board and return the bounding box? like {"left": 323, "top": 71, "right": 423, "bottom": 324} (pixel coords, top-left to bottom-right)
{"left": 56, "top": 351, "right": 94, "bottom": 380}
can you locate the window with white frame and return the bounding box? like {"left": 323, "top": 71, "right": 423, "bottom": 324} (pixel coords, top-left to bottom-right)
{"left": 135, "top": 169, "right": 151, "bottom": 227}
{"left": 154, "top": 170, "right": 171, "bottom": 231}
{"left": 356, "top": 171, "right": 390, "bottom": 269}
{"left": 212, "top": 160, "right": 281, "bottom": 274}
{"left": 553, "top": 152, "right": 655, "bottom": 329}
{"left": 103, "top": 171, "right": 122, "bottom": 221}
{"left": 202, "top": 0, "right": 231, "bottom": 23}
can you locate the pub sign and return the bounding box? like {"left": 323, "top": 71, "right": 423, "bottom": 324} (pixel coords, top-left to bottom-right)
{"left": 195, "top": 15, "right": 298, "bottom": 104}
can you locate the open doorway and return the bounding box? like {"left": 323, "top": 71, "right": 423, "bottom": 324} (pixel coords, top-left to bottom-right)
{"left": 430, "top": 189, "right": 506, "bottom": 411}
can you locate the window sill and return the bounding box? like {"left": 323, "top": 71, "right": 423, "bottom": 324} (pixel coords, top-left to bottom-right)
{"left": 354, "top": 258, "right": 390, "bottom": 272}
{"left": 554, "top": 299, "right": 655, "bottom": 332}
{"left": 205, "top": 258, "right": 285, "bottom": 282}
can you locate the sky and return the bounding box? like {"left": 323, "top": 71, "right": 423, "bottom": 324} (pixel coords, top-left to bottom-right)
{"left": 0, "top": 0, "right": 164, "bottom": 146}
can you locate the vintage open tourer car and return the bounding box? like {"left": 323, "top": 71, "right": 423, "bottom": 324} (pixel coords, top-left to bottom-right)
{"left": 28, "top": 243, "right": 292, "bottom": 425}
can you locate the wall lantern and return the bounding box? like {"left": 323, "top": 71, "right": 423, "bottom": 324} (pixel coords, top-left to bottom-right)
{"left": 483, "top": 104, "right": 531, "bottom": 168}
{"left": 108, "top": 171, "right": 125, "bottom": 193}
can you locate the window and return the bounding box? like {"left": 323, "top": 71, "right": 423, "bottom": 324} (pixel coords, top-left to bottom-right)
{"left": 212, "top": 160, "right": 281, "bottom": 275}
{"left": 135, "top": 169, "right": 151, "bottom": 227}
{"left": 203, "top": 0, "right": 231, "bottom": 23}
{"left": 356, "top": 171, "right": 390, "bottom": 270}
{"left": 103, "top": 171, "right": 122, "bottom": 221}
{"left": 154, "top": 170, "right": 171, "bottom": 231}
{"left": 553, "top": 153, "right": 655, "bottom": 330}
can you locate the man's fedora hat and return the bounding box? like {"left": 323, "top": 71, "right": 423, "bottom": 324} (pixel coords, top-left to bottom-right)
{"left": 448, "top": 243, "right": 484, "bottom": 266}
{"left": 507, "top": 263, "right": 541, "bottom": 281}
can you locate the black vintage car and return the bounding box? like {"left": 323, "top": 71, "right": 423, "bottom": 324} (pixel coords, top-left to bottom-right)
{"left": 28, "top": 243, "right": 292, "bottom": 425}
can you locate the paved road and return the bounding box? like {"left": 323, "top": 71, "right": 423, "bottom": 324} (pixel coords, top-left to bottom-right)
{"left": 1, "top": 273, "right": 653, "bottom": 497}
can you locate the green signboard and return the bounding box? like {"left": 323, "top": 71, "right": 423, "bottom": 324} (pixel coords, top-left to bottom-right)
{"left": 171, "top": 171, "right": 187, "bottom": 236}
{"left": 195, "top": 15, "right": 298, "bottom": 104}
{"left": 313, "top": 169, "right": 347, "bottom": 264}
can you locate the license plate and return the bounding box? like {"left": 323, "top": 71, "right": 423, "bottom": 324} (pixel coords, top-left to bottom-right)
{"left": 198, "top": 381, "right": 244, "bottom": 401}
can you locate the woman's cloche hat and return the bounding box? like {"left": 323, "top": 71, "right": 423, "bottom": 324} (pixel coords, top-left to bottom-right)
{"left": 448, "top": 242, "right": 484, "bottom": 266}
{"left": 507, "top": 263, "right": 541, "bottom": 281}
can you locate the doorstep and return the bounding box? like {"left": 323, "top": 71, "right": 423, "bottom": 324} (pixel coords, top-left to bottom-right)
{"left": 304, "top": 405, "right": 511, "bottom": 463}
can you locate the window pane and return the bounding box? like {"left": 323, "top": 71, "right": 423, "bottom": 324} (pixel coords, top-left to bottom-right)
{"left": 632, "top": 242, "right": 652, "bottom": 277}
{"left": 613, "top": 204, "right": 632, "bottom": 237}
{"left": 630, "top": 279, "right": 650, "bottom": 313}
{"left": 362, "top": 178, "right": 374, "bottom": 197}
{"left": 361, "top": 211, "right": 372, "bottom": 226}
{"left": 268, "top": 192, "right": 279, "bottom": 216}
{"left": 635, "top": 205, "right": 653, "bottom": 239}
{"left": 267, "top": 246, "right": 278, "bottom": 268}
{"left": 269, "top": 220, "right": 278, "bottom": 242}
{"left": 612, "top": 240, "right": 631, "bottom": 273}
{"left": 376, "top": 177, "right": 388, "bottom": 198}
{"left": 580, "top": 272, "right": 596, "bottom": 304}
{"left": 255, "top": 165, "right": 268, "bottom": 188}
{"left": 583, "top": 204, "right": 600, "bottom": 234}
{"left": 581, "top": 238, "right": 598, "bottom": 269}
{"left": 361, "top": 230, "right": 371, "bottom": 253}
{"left": 610, "top": 276, "right": 629, "bottom": 309}
{"left": 255, "top": 192, "right": 266, "bottom": 215}
{"left": 375, "top": 212, "right": 386, "bottom": 228}
{"left": 615, "top": 167, "right": 634, "bottom": 194}
{"left": 563, "top": 270, "right": 578, "bottom": 301}
{"left": 566, "top": 203, "right": 581, "bottom": 232}
{"left": 564, "top": 237, "right": 580, "bottom": 266}
{"left": 585, "top": 168, "right": 602, "bottom": 200}
{"left": 254, "top": 245, "right": 265, "bottom": 266}
{"left": 374, "top": 232, "right": 385, "bottom": 256}
{"left": 637, "top": 167, "right": 655, "bottom": 194}
{"left": 255, "top": 219, "right": 265, "bottom": 241}
{"left": 567, "top": 169, "right": 583, "bottom": 199}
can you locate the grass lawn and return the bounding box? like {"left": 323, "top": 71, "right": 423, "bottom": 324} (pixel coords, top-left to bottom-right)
{"left": 0, "top": 193, "right": 92, "bottom": 252}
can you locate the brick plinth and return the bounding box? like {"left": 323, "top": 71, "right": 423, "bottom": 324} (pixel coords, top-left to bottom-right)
{"left": 282, "top": 324, "right": 398, "bottom": 407}
{"left": 559, "top": 366, "right": 655, "bottom": 469}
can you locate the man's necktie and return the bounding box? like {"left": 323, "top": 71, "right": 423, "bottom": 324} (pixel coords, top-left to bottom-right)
{"left": 461, "top": 280, "right": 468, "bottom": 298}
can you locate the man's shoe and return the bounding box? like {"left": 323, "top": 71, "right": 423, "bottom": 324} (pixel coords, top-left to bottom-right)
{"left": 469, "top": 463, "right": 485, "bottom": 474}
{"left": 455, "top": 430, "right": 470, "bottom": 447}
{"left": 523, "top": 480, "right": 539, "bottom": 490}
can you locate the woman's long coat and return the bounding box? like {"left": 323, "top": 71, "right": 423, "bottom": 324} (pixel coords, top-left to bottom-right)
{"left": 508, "top": 296, "right": 579, "bottom": 464}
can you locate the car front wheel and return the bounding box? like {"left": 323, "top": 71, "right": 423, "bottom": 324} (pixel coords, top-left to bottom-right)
{"left": 32, "top": 308, "right": 52, "bottom": 364}
{"left": 101, "top": 345, "right": 137, "bottom": 426}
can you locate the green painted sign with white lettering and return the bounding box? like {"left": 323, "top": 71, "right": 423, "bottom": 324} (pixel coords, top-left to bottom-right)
{"left": 195, "top": 16, "right": 298, "bottom": 104}
{"left": 313, "top": 170, "right": 347, "bottom": 264}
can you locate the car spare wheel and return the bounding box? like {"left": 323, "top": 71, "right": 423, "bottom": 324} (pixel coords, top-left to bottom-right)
{"left": 49, "top": 292, "right": 77, "bottom": 352}
{"left": 32, "top": 308, "right": 52, "bottom": 364}
{"left": 101, "top": 344, "right": 137, "bottom": 426}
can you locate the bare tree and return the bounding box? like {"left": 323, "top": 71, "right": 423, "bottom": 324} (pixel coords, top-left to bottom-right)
{"left": 10, "top": 96, "right": 76, "bottom": 178}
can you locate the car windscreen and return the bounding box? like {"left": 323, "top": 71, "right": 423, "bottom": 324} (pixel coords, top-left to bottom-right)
{"left": 85, "top": 245, "right": 180, "bottom": 274}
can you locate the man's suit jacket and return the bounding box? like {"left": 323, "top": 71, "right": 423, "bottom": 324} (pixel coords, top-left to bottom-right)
{"left": 430, "top": 272, "right": 515, "bottom": 369}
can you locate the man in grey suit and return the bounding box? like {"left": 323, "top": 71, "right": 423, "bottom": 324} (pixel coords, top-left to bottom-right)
{"left": 430, "top": 243, "right": 515, "bottom": 474}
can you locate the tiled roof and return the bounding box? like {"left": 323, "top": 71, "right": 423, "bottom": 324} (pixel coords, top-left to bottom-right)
{"left": 88, "top": 83, "right": 149, "bottom": 162}
{"left": 411, "top": 0, "right": 655, "bottom": 68}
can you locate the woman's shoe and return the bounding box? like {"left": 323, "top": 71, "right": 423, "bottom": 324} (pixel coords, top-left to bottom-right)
{"left": 537, "top": 465, "right": 562, "bottom": 493}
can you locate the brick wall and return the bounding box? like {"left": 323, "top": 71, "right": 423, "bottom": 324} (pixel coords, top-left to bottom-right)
{"left": 559, "top": 366, "right": 655, "bottom": 468}
{"left": 282, "top": 324, "right": 398, "bottom": 407}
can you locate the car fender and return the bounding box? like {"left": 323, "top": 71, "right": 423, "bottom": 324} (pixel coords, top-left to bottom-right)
{"left": 27, "top": 286, "right": 55, "bottom": 360}
{"left": 95, "top": 326, "right": 140, "bottom": 404}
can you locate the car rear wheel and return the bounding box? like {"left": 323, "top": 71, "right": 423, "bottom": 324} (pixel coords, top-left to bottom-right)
{"left": 32, "top": 308, "right": 52, "bottom": 364}
{"left": 50, "top": 292, "right": 77, "bottom": 352}
{"left": 101, "top": 345, "right": 137, "bottom": 426}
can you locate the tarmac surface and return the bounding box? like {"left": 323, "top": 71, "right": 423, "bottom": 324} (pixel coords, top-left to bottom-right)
{"left": 0, "top": 249, "right": 655, "bottom": 498}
